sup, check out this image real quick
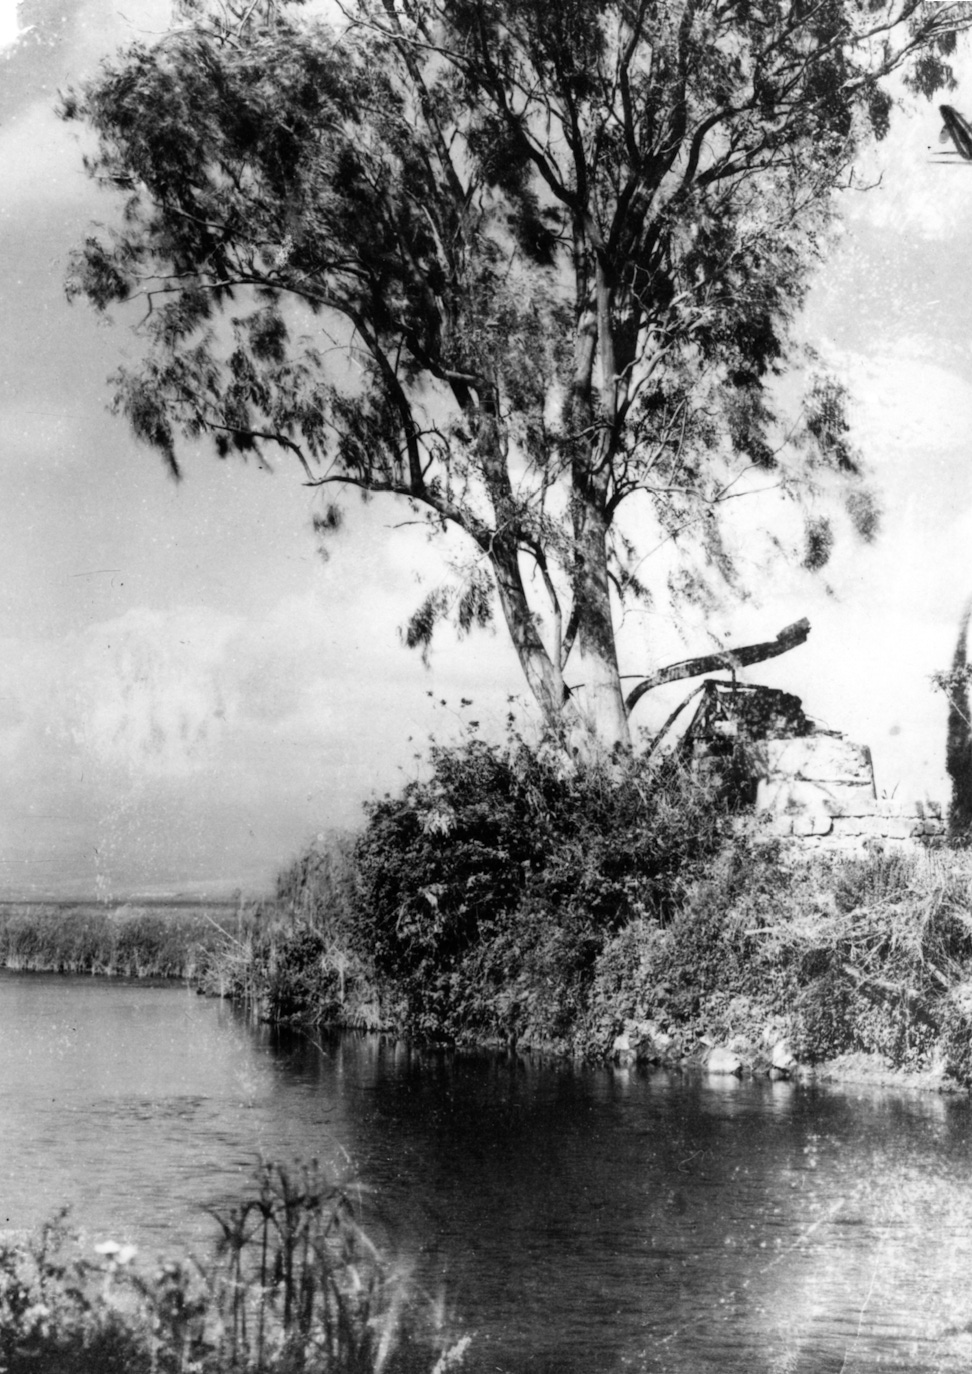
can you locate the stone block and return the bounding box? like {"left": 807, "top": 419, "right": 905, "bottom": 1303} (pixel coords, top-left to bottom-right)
{"left": 756, "top": 778, "right": 872, "bottom": 818}
{"left": 770, "top": 1040, "right": 797, "bottom": 1071}
{"left": 852, "top": 815, "right": 890, "bottom": 837}
{"left": 749, "top": 735, "right": 875, "bottom": 788}
{"left": 883, "top": 818, "right": 915, "bottom": 841}
{"left": 637, "top": 1029, "right": 673, "bottom": 1061}
{"left": 755, "top": 778, "right": 827, "bottom": 813}
{"left": 762, "top": 814, "right": 794, "bottom": 837}
{"left": 706, "top": 1046, "right": 743, "bottom": 1076}
{"left": 792, "top": 810, "right": 834, "bottom": 837}
{"left": 753, "top": 778, "right": 786, "bottom": 813}
{"left": 832, "top": 816, "right": 865, "bottom": 837}
{"left": 820, "top": 785, "right": 880, "bottom": 816}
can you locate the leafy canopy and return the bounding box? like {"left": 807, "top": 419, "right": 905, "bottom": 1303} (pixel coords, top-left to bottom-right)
{"left": 64, "top": 0, "right": 971, "bottom": 748}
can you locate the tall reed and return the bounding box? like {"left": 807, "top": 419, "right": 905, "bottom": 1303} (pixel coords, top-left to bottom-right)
{"left": 0, "top": 901, "right": 273, "bottom": 981}
{"left": 195, "top": 835, "right": 383, "bottom": 1030}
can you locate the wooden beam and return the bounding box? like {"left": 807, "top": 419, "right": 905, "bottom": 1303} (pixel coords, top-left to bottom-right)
{"left": 625, "top": 618, "right": 811, "bottom": 716}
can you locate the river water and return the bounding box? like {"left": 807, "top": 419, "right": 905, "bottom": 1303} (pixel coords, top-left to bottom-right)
{"left": 1, "top": 970, "right": 971, "bottom": 1372}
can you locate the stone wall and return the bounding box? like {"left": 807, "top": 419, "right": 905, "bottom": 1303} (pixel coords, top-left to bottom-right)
{"left": 747, "top": 735, "right": 945, "bottom": 850}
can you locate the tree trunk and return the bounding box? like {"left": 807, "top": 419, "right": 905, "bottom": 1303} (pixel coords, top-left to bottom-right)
{"left": 570, "top": 489, "right": 631, "bottom": 755}
{"left": 473, "top": 410, "right": 569, "bottom": 734}
{"left": 947, "top": 599, "right": 972, "bottom": 839}
{"left": 488, "top": 534, "right": 566, "bottom": 733}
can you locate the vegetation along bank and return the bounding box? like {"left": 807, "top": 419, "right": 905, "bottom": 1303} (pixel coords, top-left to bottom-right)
{"left": 6, "top": 732, "right": 972, "bottom": 1090}
{"left": 199, "top": 734, "right": 972, "bottom": 1092}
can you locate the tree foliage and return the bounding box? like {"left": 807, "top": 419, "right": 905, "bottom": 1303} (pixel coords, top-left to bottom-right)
{"left": 64, "top": 0, "right": 971, "bottom": 750}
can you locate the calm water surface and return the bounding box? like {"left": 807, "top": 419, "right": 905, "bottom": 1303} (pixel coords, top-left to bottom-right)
{"left": 1, "top": 970, "right": 971, "bottom": 1372}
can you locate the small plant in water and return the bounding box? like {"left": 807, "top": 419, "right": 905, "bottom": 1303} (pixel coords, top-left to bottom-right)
{"left": 204, "top": 1159, "right": 422, "bottom": 1371}
{"left": 0, "top": 1162, "right": 468, "bottom": 1373}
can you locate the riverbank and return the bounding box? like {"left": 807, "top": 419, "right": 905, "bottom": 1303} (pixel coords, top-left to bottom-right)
{"left": 203, "top": 737, "right": 972, "bottom": 1092}
{"left": 593, "top": 841, "right": 972, "bottom": 1089}
{"left": 6, "top": 737, "right": 972, "bottom": 1094}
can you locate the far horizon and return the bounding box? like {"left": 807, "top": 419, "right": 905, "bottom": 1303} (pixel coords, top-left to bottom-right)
{"left": 0, "top": 888, "right": 252, "bottom": 907}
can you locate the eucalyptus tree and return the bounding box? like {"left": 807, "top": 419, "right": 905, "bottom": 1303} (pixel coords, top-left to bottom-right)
{"left": 65, "top": 0, "right": 970, "bottom": 753}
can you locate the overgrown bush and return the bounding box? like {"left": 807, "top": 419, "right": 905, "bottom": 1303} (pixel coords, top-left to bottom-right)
{"left": 602, "top": 846, "right": 972, "bottom": 1073}
{"left": 576, "top": 844, "right": 972, "bottom": 1076}
{"left": 350, "top": 734, "right": 730, "bottom": 1047}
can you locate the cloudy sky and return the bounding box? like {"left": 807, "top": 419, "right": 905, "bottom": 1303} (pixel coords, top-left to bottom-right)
{"left": 2, "top": 0, "right": 972, "bottom": 899}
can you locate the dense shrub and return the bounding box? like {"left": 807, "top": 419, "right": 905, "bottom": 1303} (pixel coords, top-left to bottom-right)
{"left": 640, "top": 847, "right": 972, "bottom": 1072}
{"left": 575, "top": 844, "right": 972, "bottom": 1075}
{"left": 349, "top": 736, "right": 730, "bottom": 1046}
{"left": 245, "top": 926, "right": 345, "bottom": 1023}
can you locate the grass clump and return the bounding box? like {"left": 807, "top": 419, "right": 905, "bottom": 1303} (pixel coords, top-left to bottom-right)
{"left": 0, "top": 1162, "right": 467, "bottom": 1374}
{"left": 591, "top": 844, "right": 972, "bottom": 1079}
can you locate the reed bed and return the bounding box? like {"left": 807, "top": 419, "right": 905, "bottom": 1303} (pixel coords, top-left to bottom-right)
{"left": 0, "top": 901, "right": 272, "bottom": 981}
{"left": 194, "top": 836, "right": 385, "bottom": 1030}
{"left": 193, "top": 920, "right": 384, "bottom": 1030}
{"left": 0, "top": 1161, "right": 468, "bottom": 1373}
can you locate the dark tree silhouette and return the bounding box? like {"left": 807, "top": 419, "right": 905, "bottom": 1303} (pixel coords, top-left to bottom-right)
{"left": 63, "top": 0, "right": 971, "bottom": 753}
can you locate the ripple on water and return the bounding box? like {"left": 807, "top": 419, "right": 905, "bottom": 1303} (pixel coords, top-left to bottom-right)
{"left": 3, "top": 975, "right": 972, "bottom": 1371}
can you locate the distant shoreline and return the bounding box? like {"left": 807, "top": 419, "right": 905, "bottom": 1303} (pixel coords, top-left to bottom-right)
{"left": 0, "top": 895, "right": 261, "bottom": 911}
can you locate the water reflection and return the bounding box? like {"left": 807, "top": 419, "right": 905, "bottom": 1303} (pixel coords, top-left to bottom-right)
{"left": 1, "top": 973, "right": 971, "bottom": 1371}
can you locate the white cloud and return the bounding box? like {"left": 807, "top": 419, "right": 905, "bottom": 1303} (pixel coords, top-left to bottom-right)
{"left": 0, "top": 0, "right": 26, "bottom": 53}
{"left": 841, "top": 349, "right": 972, "bottom": 560}
{"left": 0, "top": 568, "right": 524, "bottom": 895}
{"left": 64, "top": 605, "right": 244, "bottom": 778}
{"left": 0, "top": 101, "right": 93, "bottom": 208}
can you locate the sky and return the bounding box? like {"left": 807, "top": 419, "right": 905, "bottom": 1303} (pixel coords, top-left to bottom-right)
{"left": 2, "top": 0, "right": 972, "bottom": 899}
